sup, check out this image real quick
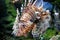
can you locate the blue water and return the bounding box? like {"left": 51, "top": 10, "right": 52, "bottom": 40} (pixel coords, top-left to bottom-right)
{"left": 34, "top": 0, "right": 53, "bottom": 11}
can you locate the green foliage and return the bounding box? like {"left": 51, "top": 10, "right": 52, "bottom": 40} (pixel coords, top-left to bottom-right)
{"left": 43, "top": 28, "right": 56, "bottom": 40}
{"left": 5, "top": 0, "right": 16, "bottom": 27}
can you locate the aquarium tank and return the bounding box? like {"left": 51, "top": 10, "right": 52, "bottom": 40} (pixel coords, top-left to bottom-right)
{"left": 0, "top": 0, "right": 60, "bottom": 40}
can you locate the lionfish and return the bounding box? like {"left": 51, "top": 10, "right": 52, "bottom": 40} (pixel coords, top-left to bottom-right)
{"left": 12, "top": 0, "right": 51, "bottom": 37}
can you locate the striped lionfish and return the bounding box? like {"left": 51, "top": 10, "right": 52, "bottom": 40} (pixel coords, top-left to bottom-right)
{"left": 12, "top": 0, "right": 51, "bottom": 37}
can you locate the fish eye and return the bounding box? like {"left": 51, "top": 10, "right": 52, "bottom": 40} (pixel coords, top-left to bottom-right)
{"left": 22, "top": 24, "right": 26, "bottom": 27}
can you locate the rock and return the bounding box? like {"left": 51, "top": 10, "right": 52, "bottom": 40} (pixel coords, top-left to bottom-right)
{"left": 50, "top": 35, "right": 60, "bottom": 40}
